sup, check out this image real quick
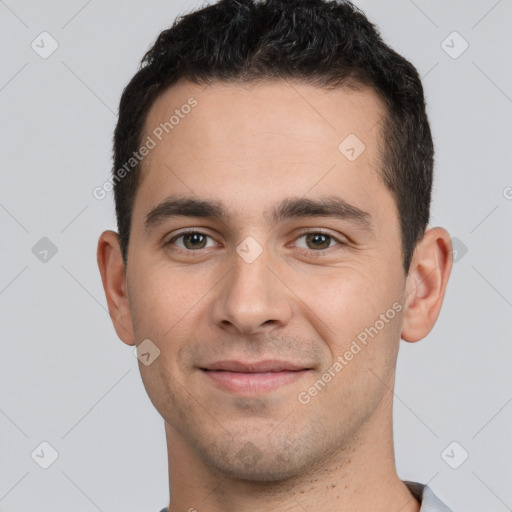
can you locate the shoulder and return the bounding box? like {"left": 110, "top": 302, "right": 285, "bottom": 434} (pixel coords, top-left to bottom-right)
{"left": 404, "top": 480, "right": 454, "bottom": 512}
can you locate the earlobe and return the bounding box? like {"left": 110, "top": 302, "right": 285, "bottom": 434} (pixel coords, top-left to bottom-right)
{"left": 96, "top": 230, "right": 136, "bottom": 346}
{"left": 401, "top": 227, "right": 453, "bottom": 343}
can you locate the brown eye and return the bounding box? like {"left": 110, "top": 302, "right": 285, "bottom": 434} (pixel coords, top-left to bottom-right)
{"left": 305, "top": 233, "right": 331, "bottom": 250}
{"left": 182, "top": 233, "right": 208, "bottom": 249}
{"left": 166, "top": 231, "right": 215, "bottom": 250}
{"left": 295, "top": 231, "right": 342, "bottom": 251}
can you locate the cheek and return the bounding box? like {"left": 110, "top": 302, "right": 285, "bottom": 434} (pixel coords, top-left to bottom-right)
{"left": 301, "top": 263, "right": 403, "bottom": 359}
{"left": 304, "top": 272, "right": 403, "bottom": 412}
{"left": 129, "top": 268, "right": 199, "bottom": 414}
{"left": 128, "top": 264, "right": 204, "bottom": 338}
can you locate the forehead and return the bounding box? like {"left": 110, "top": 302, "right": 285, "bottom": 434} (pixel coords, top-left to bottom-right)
{"left": 143, "top": 79, "right": 385, "bottom": 157}
{"left": 133, "top": 79, "right": 394, "bottom": 230}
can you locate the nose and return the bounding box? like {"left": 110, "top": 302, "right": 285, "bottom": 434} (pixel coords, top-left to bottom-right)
{"left": 210, "top": 245, "right": 293, "bottom": 336}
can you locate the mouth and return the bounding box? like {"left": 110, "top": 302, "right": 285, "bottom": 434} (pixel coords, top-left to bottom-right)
{"left": 200, "top": 360, "right": 312, "bottom": 394}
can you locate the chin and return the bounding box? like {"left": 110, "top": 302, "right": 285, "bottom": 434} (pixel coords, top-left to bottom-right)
{"left": 208, "top": 455, "right": 304, "bottom": 483}
{"left": 198, "top": 428, "right": 328, "bottom": 484}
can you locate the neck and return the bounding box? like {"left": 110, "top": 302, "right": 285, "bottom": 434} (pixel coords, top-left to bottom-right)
{"left": 162, "top": 387, "right": 420, "bottom": 512}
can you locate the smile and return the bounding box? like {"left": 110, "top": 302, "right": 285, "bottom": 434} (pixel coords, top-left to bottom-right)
{"left": 201, "top": 366, "right": 311, "bottom": 394}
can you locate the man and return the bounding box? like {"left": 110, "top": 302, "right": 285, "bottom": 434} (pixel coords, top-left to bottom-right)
{"left": 97, "top": 0, "right": 454, "bottom": 510}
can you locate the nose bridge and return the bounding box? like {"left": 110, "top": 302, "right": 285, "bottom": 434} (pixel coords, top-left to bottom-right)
{"left": 211, "top": 239, "right": 292, "bottom": 334}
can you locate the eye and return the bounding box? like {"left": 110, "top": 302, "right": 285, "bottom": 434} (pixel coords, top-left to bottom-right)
{"left": 165, "top": 230, "right": 217, "bottom": 251}
{"left": 293, "top": 230, "right": 345, "bottom": 251}
{"left": 164, "top": 228, "right": 346, "bottom": 254}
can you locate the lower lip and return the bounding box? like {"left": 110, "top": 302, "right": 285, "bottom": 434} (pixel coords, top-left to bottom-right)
{"left": 202, "top": 369, "right": 309, "bottom": 394}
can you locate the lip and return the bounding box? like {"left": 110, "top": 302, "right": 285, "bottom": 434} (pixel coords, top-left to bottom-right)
{"left": 202, "top": 360, "right": 308, "bottom": 372}
{"left": 200, "top": 360, "right": 311, "bottom": 394}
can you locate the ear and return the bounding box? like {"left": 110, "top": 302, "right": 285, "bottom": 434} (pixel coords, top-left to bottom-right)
{"left": 401, "top": 227, "right": 453, "bottom": 343}
{"left": 96, "top": 230, "right": 136, "bottom": 346}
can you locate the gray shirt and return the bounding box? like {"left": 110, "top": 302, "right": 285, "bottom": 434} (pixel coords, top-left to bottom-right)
{"left": 158, "top": 480, "right": 453, "bottom": 511}
{"left": 404, "top": 481, "right": 453, "bottom": 511}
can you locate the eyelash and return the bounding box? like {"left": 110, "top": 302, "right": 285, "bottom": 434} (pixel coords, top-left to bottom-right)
{"left": 164, "top": 228, "right": 346, "bottom": 255}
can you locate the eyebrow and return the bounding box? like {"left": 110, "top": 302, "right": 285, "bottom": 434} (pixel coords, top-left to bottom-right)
{"left": 144, "top": 195, "right": 374, "bottom": 235}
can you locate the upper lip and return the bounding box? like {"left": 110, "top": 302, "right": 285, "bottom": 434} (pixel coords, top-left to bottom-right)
{"left": 201, "top": 360, "right": 309, "bottom": 373}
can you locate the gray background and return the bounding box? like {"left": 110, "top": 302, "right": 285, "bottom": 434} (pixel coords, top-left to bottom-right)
{"left": 1, "top": 0, "right": 511, "bottom": 510}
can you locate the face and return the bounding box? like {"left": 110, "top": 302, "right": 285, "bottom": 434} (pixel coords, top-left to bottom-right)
{"left": 123, "top": 80, "right": 409, "bottom": 480}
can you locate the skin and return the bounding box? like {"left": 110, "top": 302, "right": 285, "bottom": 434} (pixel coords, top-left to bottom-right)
{"left": 97, "top": 79, "right": 452, "bottom": 512}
